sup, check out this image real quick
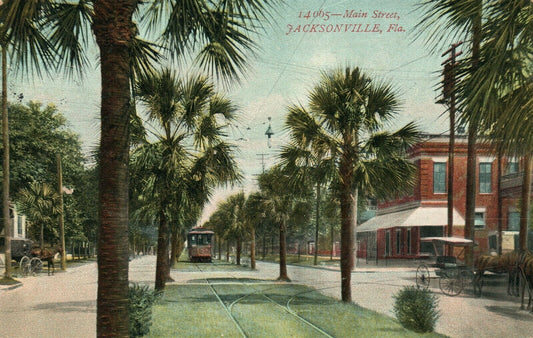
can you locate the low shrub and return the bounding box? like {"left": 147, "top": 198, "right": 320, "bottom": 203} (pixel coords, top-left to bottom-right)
{"left": 393, "top": 285, "right": 440, "bottom": 333}
{"left": 129, "top": 283, "right": 160, "bottom": 337}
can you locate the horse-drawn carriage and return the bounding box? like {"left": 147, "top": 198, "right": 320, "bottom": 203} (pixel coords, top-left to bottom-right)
{"left": 1, "top": 237, "right": 60, "bottom": 276}
{"left": 415, "top": 237, "right": 480, "bottom": 296}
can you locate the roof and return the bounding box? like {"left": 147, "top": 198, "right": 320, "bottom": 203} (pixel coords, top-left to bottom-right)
{"left": 356, "top": 206, "right": 465, "bottom": 232}
{"left": 188, "top": 227, "right": 214, "bottom": 235}
{"left": 420, "top": 236, "right": 474, "bottom": 247}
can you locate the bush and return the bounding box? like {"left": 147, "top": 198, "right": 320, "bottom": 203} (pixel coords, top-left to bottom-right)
{"left": 393, "top": 286, "right": 440, "bottom": 333}
{"left": 129, "top": 283, "right": 160, "bottom": 337}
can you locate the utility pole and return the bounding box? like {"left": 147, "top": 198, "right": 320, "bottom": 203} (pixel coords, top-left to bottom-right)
{"left": 441, "top": 42, "right": 462, "bottom": 255}
{"left": 2, "top": 47, "right": 12, "bottom": 278}
{"left": 256, "top": 153, "right": 268, "bottom": 173}
{"left": 265, "top": 117, "right": 274, "bottom": 148}
{"left": 57, "top": 154, "right": 67, "bottom": 270}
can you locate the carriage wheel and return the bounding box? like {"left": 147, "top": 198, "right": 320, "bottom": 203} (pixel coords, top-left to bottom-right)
{"left": 416, "top": 264, "right": 430, "bottom": 289}
{"left": 439, "top": 270, "right": 464, "bottom": 296}
{"left": 30, "top": 257, "right": 43, "bottom": 275}
{"left": 19, "top": 256, "right": 31, "bottom": 277}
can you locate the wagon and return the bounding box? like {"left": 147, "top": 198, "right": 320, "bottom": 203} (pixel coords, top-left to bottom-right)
{"left": 0, "top": 237, "right": 43, "bottom": 276}
{"left": 415, "top": 237, "right": 479, "bottom": 296}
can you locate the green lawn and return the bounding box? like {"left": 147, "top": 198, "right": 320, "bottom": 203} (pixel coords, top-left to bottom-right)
{"left": 148, "top": 278, "right": 446, "bottom": 337}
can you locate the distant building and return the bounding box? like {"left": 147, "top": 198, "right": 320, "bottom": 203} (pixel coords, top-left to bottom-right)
{"left": 0, "top": 205, "right": 29, "bottom": 262}
{"left": 356, "top": 134, "right": 531, "bottom": 261}
{"left": 0, "top": 205, "right": 27, "bottom": 240}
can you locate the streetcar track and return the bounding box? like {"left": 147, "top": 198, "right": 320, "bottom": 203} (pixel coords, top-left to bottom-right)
{"left": 223, "top": 271, "right": 336, "bottom": 337}
{"left": 190, "top": 263, "right": 412, "bottom": 337}
{"left": 194, "top": 263, "right": 248, "bottom": 337}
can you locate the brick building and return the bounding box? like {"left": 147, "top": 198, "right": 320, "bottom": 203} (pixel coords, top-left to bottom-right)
{"left": 356, "top": 134, "right": 531, "bottom": 261}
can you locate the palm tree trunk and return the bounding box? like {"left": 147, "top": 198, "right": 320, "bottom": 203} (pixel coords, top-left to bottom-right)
{"left": 93, "top": 1, "right": 135, "bottom": 335}
{"left": 236, "top": 238, "right": 241, "bottom": 265}
{"left": 330, "top": 223, "right": 334, "bottom": 261}
{"left": 278, "top": 221, "right": 290, "bottom": 281}
{"left": 278, "top": 219, "right": 290, "bottom": 281}
{"left": 447, "top": 88, "right": 455, "bottom": 256}
{"left": 226, "top": 240, "right": 230, "bottom": 262}
{"left": 170, "top": 226, "right": 178, "bottom": 268}
{"left": 340, "top": 152, "right": 356, "bottom": 302}
{"left": 497, "top": 152, "right": 503, "bottom": 255}
{"left": 40, "top": 224, "right": 44, "bottom": 250}
{"left": 176, "top": 232, "right": 185, "bottom": 261}
{"left": 218, "top": 236, "right": 222, "bottom": 260}
{"left": 262, "top": 234, "right": 266, "bottom": 259}
{"left": 2, "top": 46, "right": 12, "bottom": 279}
{"left": 519, "top": 154, "right": 532, "bottom": 251}
{"left": 314, "top": 182, "right": 320, "bottom": 265}
{"left": 155, "top": 209, "right": 170, "bottom": 290}
{"left": 464, "top": 7, "right": 482, "bottom": 267}
{"left": 250, "top": 227, "right": 256, "bottom": 269}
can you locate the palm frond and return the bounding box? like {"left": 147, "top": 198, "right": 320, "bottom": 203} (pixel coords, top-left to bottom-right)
{"left": 44, "top": 0, "right": 93, "bottom": 77}
{"left": 0, "top": 0, "right": 56, "bottom": 77}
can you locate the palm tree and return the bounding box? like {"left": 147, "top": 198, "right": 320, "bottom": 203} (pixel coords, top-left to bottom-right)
{"left": 279, "top": 134, "right": 336, "bottom": 265}
{"left": 417, "top": 0, "right": 533, "bottom": 254}
{"left": 131, "top": 69, "right": 240, "bottom": 291}
{"left": 0, "top": 1, "right": 276, "bottom": 334}
{"left": 0, "top": 0, "right": 56, "bottom": 279}
{"left": 416, "top": 0, "right": 484, "bottom": 266}
{"left": 244, "top": 192, "right": 268, "bottom": 270}
{"left": 218, "top": 192, "right": 249, "bottom": 265}
{"left": 256, "top": 165, "right": 312, "bottom": 281}
{"left": 17, "top": 181, "right": 61, "bottom": 249}
{"left": 461, "top": 1, "right": 533, "bottom": 251}
{"left": 284, "top": 66, "right": 420, "bottom": 302}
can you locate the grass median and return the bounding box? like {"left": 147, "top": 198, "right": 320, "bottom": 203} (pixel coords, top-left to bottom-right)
{"left": 148, "top": 272, "right": 445, "bottom": 337}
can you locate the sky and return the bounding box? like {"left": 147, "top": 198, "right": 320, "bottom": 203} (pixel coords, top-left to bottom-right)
{"left": 12, "top": 0, "right": 450, "bottom": 223}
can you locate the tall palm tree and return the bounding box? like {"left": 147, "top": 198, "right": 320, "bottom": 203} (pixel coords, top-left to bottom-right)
{"left": 416, "top": 0, "right": 484, "bottom": 266}
{"left": 460, "top": 1, "right": 533, "bottom": 250}
{"left": 256, "top": 167, "right": 291, "bottom": 281}
{"left": 279, "top": 133, "right": 336, "bottom": 265}
{"left": 245, "top": 192, "right": 267, "bottom": 270}
{"left": 417, "top": 0, "right": 533, "bottom": 254}
{"left": 217, "top": 192, "right": 249, "bottom": 265}
{"left": 0, "top": 1, "right": 276, "bottom": 334}
{"left": 0, "top": 0, "right": 55, "bottom": 279}
{"left": 284, "top": 66, "right": 420, "bottom": 302}
{"left": 131, "top": 69, "right": 241, "bottom": 291}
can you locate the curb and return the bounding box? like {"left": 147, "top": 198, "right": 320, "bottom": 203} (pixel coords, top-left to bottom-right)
{"left": 0, "top": 282, "right": 23, "bottom": 291}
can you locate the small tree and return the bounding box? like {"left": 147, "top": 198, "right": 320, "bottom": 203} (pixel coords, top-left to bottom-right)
{"left": 18, "top": 181, "right": 61, "bottom": 249}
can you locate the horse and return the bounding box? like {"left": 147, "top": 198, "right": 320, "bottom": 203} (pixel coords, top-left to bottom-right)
{"left": 474, "top": 251, "right": 521, "bottom": 297}
{"left": 31, "top": 247, "right": 62, "bottom": 275}
{"left": 517, "top": 251, "right": 533, "bottom": 312}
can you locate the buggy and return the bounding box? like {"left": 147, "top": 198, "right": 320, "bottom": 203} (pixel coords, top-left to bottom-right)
{"left": 415, "top": 236, "right": 480, "bottom": 296}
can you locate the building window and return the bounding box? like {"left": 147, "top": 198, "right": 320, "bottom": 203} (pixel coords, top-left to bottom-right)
{"left": 508, "top": 211, "right": 520, "bottom": 231}
{"left": 17, "top": 216, "right": 23, "bottom": 237}
{"left": 433, "top": 162, "right": 446, "bottom": 194}
{"left": 407, "top": 229, "right": 412, "bottom": 255}
{"left": 385, "top": 231, "right": 391, "bottom": 257}
{"left": 396, "top": 230, "right": 401, "bottom": 255}
{"left": 479, "top": 163, "right": 492, "bottom": 193}
{"left": 506, "top": 162, "right": 519, "bottom": 175}
{"left": 475, "top": 212, "right": 486, "bottom": 229}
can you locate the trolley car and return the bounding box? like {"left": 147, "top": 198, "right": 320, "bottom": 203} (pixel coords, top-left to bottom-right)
{"left": 187, "top": 228, "right": 214, "bottom": 262}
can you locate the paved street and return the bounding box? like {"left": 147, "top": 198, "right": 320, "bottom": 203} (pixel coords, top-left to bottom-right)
{"left": 1, "top": 255, "right": 533, "bottom": 337}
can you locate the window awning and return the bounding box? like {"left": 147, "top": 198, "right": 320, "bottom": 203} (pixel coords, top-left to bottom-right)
{"left": 356, "top": 206, "right": 465, "bottom": 233}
